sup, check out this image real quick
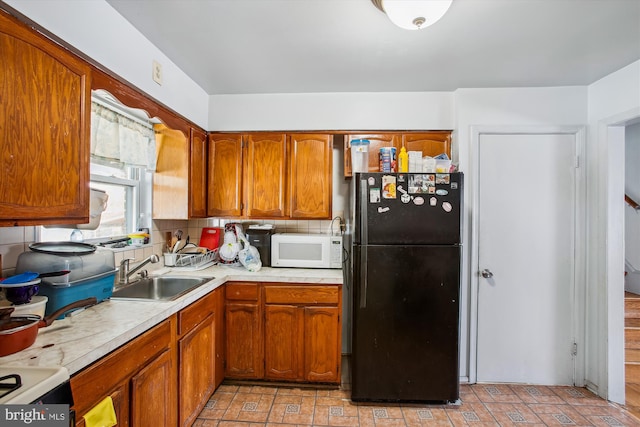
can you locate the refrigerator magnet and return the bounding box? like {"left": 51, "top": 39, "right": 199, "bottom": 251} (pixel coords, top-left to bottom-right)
{"left": 430, "top": 197, "right": 437, "bottom": 206}
{"left": 436, "top": 174, "right": 450, "bottom": 185}
{"left": 451, "top": 182, "right": 458, "bottom": 190}
{"left": 369, "top": 188, "right": 381, "bottom": 203}
{"left": 428, "top": 186, "right": 436, "bottom": 194}
{"left": 401, "top": 193, "right": 411, "bottom": 204}
{"left": 413, "top": 196, "right": 425, "bottom": 206}
{"left": 382, "top": 175, "right": 397, "bottom": 199}
{"left": 368, "top": 177, "right": 376, "bottom": 186}
{"left": 436, "top": 189, "right": 449, "bottom": 196}
{"left": 442, "top": 201, "right": 453, "bottom": 212}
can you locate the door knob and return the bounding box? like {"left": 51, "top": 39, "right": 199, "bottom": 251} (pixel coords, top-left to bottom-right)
{"left": 481, "top": 269, "right": 493, "bottom": 278}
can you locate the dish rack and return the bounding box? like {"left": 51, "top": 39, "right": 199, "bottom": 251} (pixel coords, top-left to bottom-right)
{"left": 163, "top": 249, "right": 218, "bottom": 271}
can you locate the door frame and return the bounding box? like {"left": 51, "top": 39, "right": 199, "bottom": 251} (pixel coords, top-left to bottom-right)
{"left": 598, "top": 107, "right": 640, "bottom": 404}
{"left": 468, "top": 125, "right": 587, "bottom": 385}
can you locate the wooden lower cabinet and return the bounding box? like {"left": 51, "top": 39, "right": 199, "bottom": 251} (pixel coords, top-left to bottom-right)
{"left": 227, "top": 283, "right": 342, "bottom": 384}
{"left": 225, "top": 282, "right": 263, "bottom": 379}
{"left": 264, "top": 305, "right": 303, "bottom": 381}
{"left": 71, "top": 287, "right": 224, "bottom": 427}
{"left": 71, "top": 319, "right": 177, "bottom": 427}
{"left": 303, "top": 306, "right": 340, "bottom": 382}
{"left": 131, "top": 349, "right": 174, "bottom": 427}
{"left": 177, "top": 288, "right": 221, "bottom": 427}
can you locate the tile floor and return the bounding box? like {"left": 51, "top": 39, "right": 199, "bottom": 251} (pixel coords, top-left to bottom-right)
{"left": 194, "top": 383, "right": 639, "bottom": 426}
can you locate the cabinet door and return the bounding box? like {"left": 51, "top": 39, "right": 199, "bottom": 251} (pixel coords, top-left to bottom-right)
{"left": 213, "top": 287, "right": 226, "bottom": 388}
{"left": 343, "top": 134, "right": 399, "bottom": 176}
{"left": 190, "top": 128, "right": 208, "bottom": 218}
{"left": 208, "top": 134, "right": 243, "bottom": 217}
{"left": 130, "top": 349, "right": 176, "bottom": 427}
{"left": 225, "top": 302, "right": 264, "bottom": 378}
{"left": 304, "top": 306, "right": 341, "bottom": 383}
{"left": 289, "top": 134, "right": 333, "bottom": 219}
{"left": 153, "top": 123, "right": 190, "bottom": 219}
{"left": 264, "top": 305, "right": 303, "bottom": 381}
{"left": 75, "top": 384, "right": 128, "bottom": 427}
{"left": 179, "top": 313, "right": 215, "bottom": 427}
{"left": 0, "top": 12, "right": 91, "bottom": 226}
{"left": 244, "top": 133, "right": 287, "bottom": 218}
{"left": 402, "top": 132, "right": 452, "bottom": 159}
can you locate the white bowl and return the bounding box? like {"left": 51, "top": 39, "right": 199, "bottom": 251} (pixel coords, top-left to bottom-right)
{"left": 0, "top": 295, "right": 48, "bottom": 317}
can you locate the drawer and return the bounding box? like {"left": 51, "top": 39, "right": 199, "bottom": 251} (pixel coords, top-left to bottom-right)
{"left": 264, "top": 285, "right": 339, "bottom": 305}
{"left": 178, "top": 291, "right": 216, "bottom": 335}
{"left": 225, "top": 282, "right": 259, "bottom": 301}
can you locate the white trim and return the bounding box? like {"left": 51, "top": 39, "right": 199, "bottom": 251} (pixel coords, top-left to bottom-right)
{"left": 468, "top": 125, "right": 587, "bottom": 386}
{"left": 598, "top": 106, "right": 640, "bottom": 404}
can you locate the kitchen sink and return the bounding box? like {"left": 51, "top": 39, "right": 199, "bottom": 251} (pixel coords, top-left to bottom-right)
{"left": 111, "top": 276, "right": 211, "bottom": 301}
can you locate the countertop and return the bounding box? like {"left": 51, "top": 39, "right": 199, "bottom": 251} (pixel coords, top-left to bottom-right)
{"left": 0, "top": 265, "right": 343, "bottom": 375}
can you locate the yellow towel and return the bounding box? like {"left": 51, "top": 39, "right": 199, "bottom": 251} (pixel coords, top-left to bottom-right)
{"left": 83, "top": 396, "right": 117, "bottom": 427}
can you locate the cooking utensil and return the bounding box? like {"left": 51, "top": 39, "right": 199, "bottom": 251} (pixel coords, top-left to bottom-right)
{"left": 0, "top": 297, "right": 97, "bottom": 356}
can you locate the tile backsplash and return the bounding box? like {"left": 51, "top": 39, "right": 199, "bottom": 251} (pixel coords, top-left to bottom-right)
{"left": 0, "top": 218, "right": 340, "bottom": 278}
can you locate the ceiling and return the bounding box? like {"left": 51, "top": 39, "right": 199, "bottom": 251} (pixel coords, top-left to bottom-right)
{"left": 105, "top": 0, "right": 640, "bottom": 96}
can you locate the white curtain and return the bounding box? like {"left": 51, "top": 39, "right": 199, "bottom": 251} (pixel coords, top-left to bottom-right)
{"left": 90, "top": 102, "right": 157, "bottom": 171}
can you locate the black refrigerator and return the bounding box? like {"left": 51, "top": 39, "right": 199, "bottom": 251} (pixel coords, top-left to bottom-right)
{"left": 351, "top": 172, "right": 462, "bottom": 403}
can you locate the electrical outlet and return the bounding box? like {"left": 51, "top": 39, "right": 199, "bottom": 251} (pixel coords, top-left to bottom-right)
{"left": 152, "top": 60, "right": 162, "bottom": 85}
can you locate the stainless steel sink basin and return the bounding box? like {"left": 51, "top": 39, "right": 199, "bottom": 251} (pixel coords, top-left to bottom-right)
{"left": 111, "top": 276, "right": 211, "bottom": 301}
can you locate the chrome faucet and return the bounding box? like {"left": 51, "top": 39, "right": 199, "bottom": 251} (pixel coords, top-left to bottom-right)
{"left": 118, "top": 254, "right": 160, "bottom": 285}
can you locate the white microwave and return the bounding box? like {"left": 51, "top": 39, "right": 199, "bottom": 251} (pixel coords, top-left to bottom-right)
{"left": 270, "top": 233, "right": 343, "bottom": 269}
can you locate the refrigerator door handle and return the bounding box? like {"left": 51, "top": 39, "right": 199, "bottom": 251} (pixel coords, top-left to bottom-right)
{"left": 359, "top": 245, "right": 368, "bottom": 308}
{"left": 360, "top": 176, "right": 368, "bottom": 245}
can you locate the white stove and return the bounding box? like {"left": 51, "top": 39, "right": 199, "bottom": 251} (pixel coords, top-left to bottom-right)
{"left": 0, "top": 365, "right": 69, "bottom": 404}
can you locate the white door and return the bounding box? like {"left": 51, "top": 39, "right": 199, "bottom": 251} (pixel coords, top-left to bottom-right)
{"left": 476, "top": 133, "right": 576, "bottom": 385}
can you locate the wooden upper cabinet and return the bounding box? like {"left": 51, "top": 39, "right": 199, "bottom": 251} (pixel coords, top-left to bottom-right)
{"left": 207, "top": 132, "right": 333, "bottom": 219}
{"left": 402, "top": 132, "right": 451, "bottom": 159}
{"left": 153, "top": 124, "right": 189, "bottom": 219}
{"left": 207, "top": 134, "right": 243, "bottom": 217}
{"left": 343, "top": 132, "right": 452, "bottom": 177}
{"left": 244, "top": 133, "right": 287, "bottom": 218}
{"left": 289, "top": 134, "right": 333, "bottom": 219}
{"left": 0, "top": 11, "right": 91, "bottom": 226}
{"left": 189, "top": 128, "right": 208, "bottom": 218}
{"left": 343, "top": 134, "right": 398, "bottom": 176}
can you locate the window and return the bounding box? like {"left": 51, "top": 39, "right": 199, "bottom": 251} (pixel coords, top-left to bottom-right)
{"left": 39, "top": 160, "right": 152, "bottom": 243}
{"left": 39, "top": 93, "right": 154, "bottom": 243}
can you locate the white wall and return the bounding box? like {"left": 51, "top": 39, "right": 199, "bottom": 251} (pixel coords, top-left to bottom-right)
{"left": 587, "top": 60, "right": 640, "bottom": 403}
{"left": 4, "top": 0, "right": 209, "bottom": 129}
{"left": 209, "top": 92, "right": 455, "bottom": 132}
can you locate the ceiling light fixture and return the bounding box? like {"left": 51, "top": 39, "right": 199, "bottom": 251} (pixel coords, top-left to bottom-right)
{"left": 371, "top": 0, "right": 453, "bottom": 30}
